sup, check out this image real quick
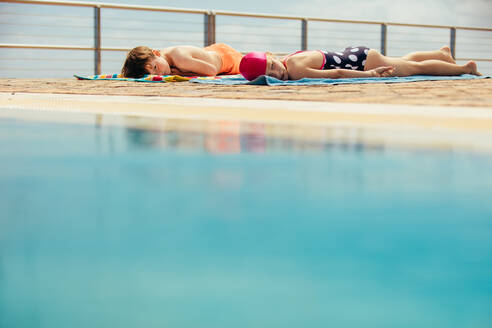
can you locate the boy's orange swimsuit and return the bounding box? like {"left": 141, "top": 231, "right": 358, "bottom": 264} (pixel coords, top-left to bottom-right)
{"left": 204, "top": 43, "right": 243, "bottom": 75}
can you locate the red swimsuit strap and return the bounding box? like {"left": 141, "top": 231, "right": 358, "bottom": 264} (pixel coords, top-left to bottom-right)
{"left": 282, "top": 50, "right": 326, "bottom": 69}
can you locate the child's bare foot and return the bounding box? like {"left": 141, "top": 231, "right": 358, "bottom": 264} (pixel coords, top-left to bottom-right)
{"left": 440, "top": 46, "right": 456, "bottom": 64}
{"left": 465, "top": 60, "right": 482, "bottom": 76}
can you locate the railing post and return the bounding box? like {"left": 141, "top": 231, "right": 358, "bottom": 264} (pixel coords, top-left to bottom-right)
{"left": 301, "top": 19, "right": 308, "bottom": 51}
{"left": 380, "top": 23, "right": 387, "bottom": 55}
{"left": 94, "top": 5, "right": 101, "bottom": 75}
{"left": 450, "top": 27, "right": 456, "bottom": 59}
{"left": 204, "top": 11, "right": 216, "bottom": 46}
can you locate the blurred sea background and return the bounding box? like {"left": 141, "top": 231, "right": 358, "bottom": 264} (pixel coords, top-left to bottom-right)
{"left": 1, "top": 0, "right": 491, "bottom": 78}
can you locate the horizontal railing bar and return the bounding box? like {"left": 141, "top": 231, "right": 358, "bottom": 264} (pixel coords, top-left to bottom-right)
{"left": 385, "top": 22, "right": 454, "bottom": 30}
{"left": 304, "top": 17, "right": 383, "bottom": 25}
{"left": 2, "top": 44, "right": 492, "bottom": 62}
{"left": 0, "top": 11, "right": 92, "bottom": 20}
{"left": 456, "top": 27, "right": 492, "bottom": 32}
{"left": 212, "top": 10, "right": 492, "bottom": 32}
{"left": 1, "top": 0, "right": 209, "bottom": 14}
{"left": 0, "top": 21, "right": 94, "bottom": 28}
{"left": 2, "top": 0, "right": 491, "bottom": 32}
{"left": 0, "top": 43, "right": 128, "bottom": 51}
{"left": 0, "top": 43, "right": 96, "bottom": 50}
{"left": 389, "top": 23, "right": 492, "bottom": 32}
{"left": 104, "top": 36, "right": 202, "bottom": 41}
{"left": 100, "top": 48, "right": 128, "bottom": 51}
{"left": 213, "top": 10, "right": 304, "bottom": 21}
{"left": 1, "top": 0, "right": 97, "bottom": 8}
{"left": 456, "top": 58, "right": 492, "bottom": 62}
{"left": 2, "top": 68, "right": 92, "bottom": 71}
{"left": 97, "top": 3, "right": 207, "bottom": 14}
{"left": 1, "top": 57, "right": 93, "bottom": 61}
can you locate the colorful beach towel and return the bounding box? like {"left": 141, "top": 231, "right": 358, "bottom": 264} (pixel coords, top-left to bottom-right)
{"left": 190, "top": 74, "right": 490, "bottom": 86}
{"left": 75, "top": 73, "right": 489, "bottom": 85}
{"left": 74, "top": 73, "right": 219, "bottom": 82}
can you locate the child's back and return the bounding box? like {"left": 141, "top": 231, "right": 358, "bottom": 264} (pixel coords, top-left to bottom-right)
{"left": 122, "top": 43, "right": 242, "bottom": 78}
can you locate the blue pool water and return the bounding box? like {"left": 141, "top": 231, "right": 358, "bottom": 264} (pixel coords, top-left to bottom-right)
{"left": 1, "top": 113, "right": 491, "bottom": 328}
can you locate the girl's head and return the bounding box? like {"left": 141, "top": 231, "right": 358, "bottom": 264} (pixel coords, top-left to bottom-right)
{"left": 121, "top": 46, "right": 170, "bottom": 78}
{"left": 240, "top": 52, "right": 288, "bottom": 80}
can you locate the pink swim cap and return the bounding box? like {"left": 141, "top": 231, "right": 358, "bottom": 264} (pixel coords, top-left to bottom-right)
{"left": 240, "top": 52, "right": 267, "bottom": 81}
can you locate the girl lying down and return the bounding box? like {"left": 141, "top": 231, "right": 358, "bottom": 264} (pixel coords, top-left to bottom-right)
{"left": 239, "top": 46, "right": 481, "bottom": 81}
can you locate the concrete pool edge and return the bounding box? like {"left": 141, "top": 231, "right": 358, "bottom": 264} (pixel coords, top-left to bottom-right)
{"left": 1, "top": 92, "right": 492, "bottom": 153}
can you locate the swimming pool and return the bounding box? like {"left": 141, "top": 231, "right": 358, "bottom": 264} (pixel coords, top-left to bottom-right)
{"left": 1, "top": 109, "right": 491, "bottom": 328}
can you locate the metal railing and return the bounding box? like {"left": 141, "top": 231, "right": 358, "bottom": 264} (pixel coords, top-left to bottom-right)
{"left": 1, "top": 0, "right": 492, "bottom": 75}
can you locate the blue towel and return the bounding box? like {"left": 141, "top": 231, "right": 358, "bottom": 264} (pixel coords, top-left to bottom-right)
{"left": 190, "top": 74, "right": 489, "bottom": 86}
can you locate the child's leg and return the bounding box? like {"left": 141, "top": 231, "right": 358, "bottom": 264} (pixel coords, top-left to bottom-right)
{"left": 402, "top": 46, "right": 455, "bottom": 64}
{"left": 365, "top": 50, "right": 480, "bottom": 76}
{"left": 399, "top": 59, "right": 480, "bottom": 76}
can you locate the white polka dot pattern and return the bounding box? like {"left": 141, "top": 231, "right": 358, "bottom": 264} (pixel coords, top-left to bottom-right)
{"left": 322, "top": 46, "right": 370, "bottom": 71}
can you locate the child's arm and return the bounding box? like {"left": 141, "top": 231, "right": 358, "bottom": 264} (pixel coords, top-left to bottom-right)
{"left": 170, "top": 67, "right": 203, "bottom": 76}
{"left": 285, "top": 53, "right": 393, "bottom": 80}
{"left": 172, "top": 50, "right": 218, "bottom": 76}
{"left": 289, "top": 64, "right": 394, "bottom": 80}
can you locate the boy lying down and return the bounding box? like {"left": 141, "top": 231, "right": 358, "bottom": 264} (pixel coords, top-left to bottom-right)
{"left": 121, "top": 43, "right": 243, "bottom": 78}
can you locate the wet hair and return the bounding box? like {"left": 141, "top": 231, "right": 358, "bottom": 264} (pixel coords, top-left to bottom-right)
{"left": 121, "top": 46, "right": 155, "bottom": 78}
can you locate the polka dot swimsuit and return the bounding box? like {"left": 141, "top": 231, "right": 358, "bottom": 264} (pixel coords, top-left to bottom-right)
{"left": 322, "top": 46, "right": 370, "bottom": 71}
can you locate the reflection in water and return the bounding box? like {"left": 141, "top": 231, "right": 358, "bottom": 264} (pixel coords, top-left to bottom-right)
{"left": 123, "top": 117, "right": 376, "bottom": 154}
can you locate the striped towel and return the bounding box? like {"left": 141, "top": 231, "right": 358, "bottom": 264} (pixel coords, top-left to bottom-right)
{"left": 74, "top": 73, "right": 191, "bottom": 82}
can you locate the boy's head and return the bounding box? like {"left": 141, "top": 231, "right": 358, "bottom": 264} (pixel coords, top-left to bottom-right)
{"left": 240, "top": 52, "right": 288, "bottom": 80}
{"left": 121, "top": 46, "right": 170, "bottom": 78}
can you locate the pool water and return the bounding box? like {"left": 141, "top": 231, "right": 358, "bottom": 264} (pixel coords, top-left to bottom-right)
{"left": 1, "top": 112, "right": 491, "bottom": 328}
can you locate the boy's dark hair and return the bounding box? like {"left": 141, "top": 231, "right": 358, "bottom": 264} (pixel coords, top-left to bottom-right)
{"left": 121, "top": 46, "right": 155, "bottom": 78}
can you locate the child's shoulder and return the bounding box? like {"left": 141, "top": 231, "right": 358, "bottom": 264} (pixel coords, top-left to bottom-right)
{"left": 285, "top": 50, "right": 323, "bottom": 63}
{"left": 291, "top": 50, "right": 322, "bottom": 58}
{"left": 284, "top": 50, "right": 324, "bottom": 72}
{"left": 166, "top": 45, "right": 204, "bottom": 54}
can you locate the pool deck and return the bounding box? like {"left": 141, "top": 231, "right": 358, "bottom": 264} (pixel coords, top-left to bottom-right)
{"left": 1, "top": 78, "right": 492, "bottom": 152}
{"left": 1, "top": 78, "right": 491, "bottom": 106}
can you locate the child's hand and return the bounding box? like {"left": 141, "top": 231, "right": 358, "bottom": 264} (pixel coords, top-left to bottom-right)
{"left": 370, "top": 66, "right": 394, "bottom": 77}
